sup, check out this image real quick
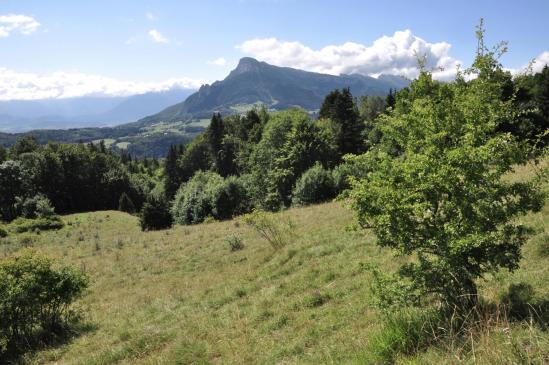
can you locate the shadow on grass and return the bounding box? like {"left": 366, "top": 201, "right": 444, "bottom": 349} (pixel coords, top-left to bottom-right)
{"left": 1, "top": 320, "right": 98, "bottom": 364}
{"left": 499, "top": 282, "right": 549, "bottom": 330}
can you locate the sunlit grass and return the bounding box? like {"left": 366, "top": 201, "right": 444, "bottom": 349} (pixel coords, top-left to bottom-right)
{"left": 1, "top": 163, "right": 547, "bottom": 364}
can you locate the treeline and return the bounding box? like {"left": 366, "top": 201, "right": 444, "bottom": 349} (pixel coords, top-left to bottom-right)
{"left": 154, "top": 65, "right": 547, "bottom": 229}
{"left": 0, "top": 138, "right": 160, "bottom": 222}
{"left": 1, "top": 66, "right": 546, "bottom": 228}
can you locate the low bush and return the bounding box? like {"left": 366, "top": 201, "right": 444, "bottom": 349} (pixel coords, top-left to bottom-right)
{"left": 292, "top": 163, "right": 336, "bottom": 206}
{"left": 0, "top": 227, "right": 7, "bottom": 238}
{"left": 243, "top": 210, "right": 294, "bottom": 250}
{"left": 225, "top": 234, "right": 245, "bottom": 252}
{"left": 10, "top": 216, "right": 64, "bottom": 233}
{"left": 140, "top": 196, "right": 173, "bottom": 231}
{"left": 172, "top": 172, "right": 251, "bottom": 225}
{"left": 0, "top": 250, "right": 88, "bottom": 357}
{"left": 17, "top": 194, "right": 56, "bottom": 219}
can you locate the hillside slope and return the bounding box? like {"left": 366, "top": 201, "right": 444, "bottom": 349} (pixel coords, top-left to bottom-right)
{"left": 140, "top": 57, "right": 409, "bottom": 123}
{"left": 1, "top": 163, "right": 548, "bottom": 364}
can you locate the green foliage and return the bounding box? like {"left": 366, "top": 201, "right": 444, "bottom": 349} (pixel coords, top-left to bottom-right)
{"left": 0, "top": 250, "right": 88, "bottom": 357}
{"left": 225, "top": 234, "right": 245, "bottom": 252}
{"left": 242, "top": 210, "right": 294, "bottom": 250}
{"left": 18, "top": 194, "right": 55, "bottom": 219}
{"left": 319, "top": 87, "right": 364, "bottom": 156}
{"left": 139, "top": 196, "right": 172, "bottom": 231}
{"left": 10, "top": 216, "right": 64, "bottom": 233}
{"left": 348, "top": 30, "right": 545, "bottom": 310}
{"left": 118, "top": 192, "right": 136, "bottom": 214}
{"left": 246, "top": 109, "right": 337, "bottom": 210}
{"left": 0, "top": 160, "right": 28, "bottom": 222}
{"left": 210, "top": 176, "right": 252, "bottom": 220}
{"left": 171, "top": 171, "right": 223, "bottom": 225}
{"left": 292, "top": 163, "right": 336, "bottom": 206}
{"left": 0, "top": 227, "right": 7, "bottom": 238}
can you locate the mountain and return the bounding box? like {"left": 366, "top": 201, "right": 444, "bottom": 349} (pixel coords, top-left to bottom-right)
{"left": 140, "top": 57, "right": 409, "bottom": 124}
{"left": 0, "top": 88, "right": 195, "bottom": 133}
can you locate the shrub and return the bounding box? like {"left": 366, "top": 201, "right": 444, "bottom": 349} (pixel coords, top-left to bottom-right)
{"left": 292, "top": 163, "right": 336, "bottom": 206}
{"left": 118, "top": 192, "right": 136, "bottom": 214}
{"left": 211, "top": 176, "right": 252, "bottom": 220}
{"left": 243, "top": 210, "right": 294, "bottom": 250}
{"left": 225, "top": 234, "right": 245, "bottom": 252}
{"left": 172, "top": 172, "right": 251, "bottom": 225}
{"left": 10, "top": 216, "right": 64, "bottom": 233}
{"left": 140, "top": 196, "right": 172, "bottom": 231}
{"left": 0, "top": 250, "right": 88, "bottom": 356}
{"left": 171, "top": 171, "right": 223, "bottom": 225}
{"left": 0, "top": 227, "right": 7, "bottom": 238}
{"left": 18, "top": 194, "right": 56, "bottom": 219}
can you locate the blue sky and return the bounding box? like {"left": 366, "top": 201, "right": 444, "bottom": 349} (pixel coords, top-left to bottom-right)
{"left": 1, "top": 0, "right": 548, "bottom": 100}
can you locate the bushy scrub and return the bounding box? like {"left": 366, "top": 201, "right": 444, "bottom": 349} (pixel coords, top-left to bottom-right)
{"left": 139, "top": 196, "right": 173, "bottom": 231}
{"left": 0, "top": 250, "right": 88, "bottom": 356}
{"left": 292, "top": 163, "right": 336, "bottom": 206}
{"left": 210, "top": 176, "right": 252, "bottom": 220}
{"left": 242, "top": 210, "right": 294, "bottom": 250}
{"left": 172, "top": 171, "right": 223, "bottom": 225}
{"left": 10, "top": 216, "right": 64, "bottom": 233}
{"left": 172, "top": 172, "right": 251, "bottom": 225}
{"left": 0, "top": 227, "right": 7, "bottom": 238}
{"left": 18, "top": 194, "right": 55, "bottom": 219}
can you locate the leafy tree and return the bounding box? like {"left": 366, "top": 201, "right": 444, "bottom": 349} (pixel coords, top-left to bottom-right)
{"left": 139, "top": 196, "right": 173, "bottom": 231}
{"left": 347, "top": 30, "right": 545, "bottom": 311}
{"left": 177, "top": 135, "right": 212, "bottom": 182}
{"left": 319, "top": 88, "right": 364, "bottom": 155}
{"left": 292, "top": 163, "right": 336, "bottom": 206}
{"left": 171, "top": 171, "right": 224, "bottom": 225}
{"left": 118, "top": 192, "right": 136, "bottom": 214}
{"left": 0, "top": 161, "right": 28, "bottom": 222}
{"left": 0, "top": 146, "right": 6, "bottom": 163}
{"left": 10, "top": 136, "right": 39, "bottom": 157}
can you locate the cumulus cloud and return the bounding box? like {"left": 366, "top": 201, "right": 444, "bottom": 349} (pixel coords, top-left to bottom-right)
{"left": 0, "top": 67, "right": 205, "bottom": 100}
{"left": 148, "top": 29, "right": 169, "bottom": 44}
{"left": 530, "top": 51, "right": 549, "bottom": 73}
{"left": 208, "top": 57, "right": 227, "bottom": 66}
{"left": 237, "top": 30, "right": 462, "bottom": 80}
{"left": 0, "top": 14, "right": 40, "bottom": 37}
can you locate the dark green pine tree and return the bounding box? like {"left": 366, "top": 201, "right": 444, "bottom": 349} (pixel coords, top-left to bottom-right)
{"left": 118, "top": 192, "right": 136, "bottom": 214}
{"left": 386, "top": 88, "right": 396, "bottom": 109}
{"left": 205, "top": 113, "right": 226, "bottom": 174}
{"left": 319, "top": 87, "right": 364, "bottom": 156}
{"left": 164, "top": 144, "right": 182, "bottom": 199}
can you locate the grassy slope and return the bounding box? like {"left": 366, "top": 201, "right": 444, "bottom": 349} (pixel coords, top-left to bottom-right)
{"left": 1, "top": 163, "right": 548, "bottom": 364}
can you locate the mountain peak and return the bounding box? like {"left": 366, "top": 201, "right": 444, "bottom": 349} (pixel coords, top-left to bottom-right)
{"left": 232, "top": 57, "right": 262, "bottom": 75}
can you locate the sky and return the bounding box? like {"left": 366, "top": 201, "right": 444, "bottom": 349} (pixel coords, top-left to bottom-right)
{"left": 1, "top": 0, "right": 548, "bottom": 100}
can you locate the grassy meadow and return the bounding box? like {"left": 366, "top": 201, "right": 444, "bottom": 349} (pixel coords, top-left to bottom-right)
{"left": 1, "top": 161, "right": 548, "bottom": 364}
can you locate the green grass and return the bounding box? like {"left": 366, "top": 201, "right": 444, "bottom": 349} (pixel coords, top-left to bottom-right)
{"left": 0, "top": 163, "right": 547, "bottom": 364}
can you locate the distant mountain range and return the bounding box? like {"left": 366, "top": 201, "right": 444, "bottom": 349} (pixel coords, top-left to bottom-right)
{"left": 0, "top": 88, "right": 195, "bottom": 133}
{"left": 0, "top": 58, "right": 410, "bottom": 157}
{"left": 139, "top": 57, "right": 409, "bottom": 124}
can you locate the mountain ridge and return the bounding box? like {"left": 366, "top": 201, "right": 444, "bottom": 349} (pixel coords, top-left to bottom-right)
{"left": 139, "top": 57, "right": 409, "bottom": 124}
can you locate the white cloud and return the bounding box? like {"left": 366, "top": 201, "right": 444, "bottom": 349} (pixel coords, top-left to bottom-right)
{"left": 146, "top": 12, "right": 158, "bottom": 21}
{"left": 530, "top": 51, "right": 549, "bottom": 73}
{"left": 237, "top": 30, "right": 462, "bottom": 80}
{"left": 208, "top": 57, "right": 227, "bottom": 66}
{"left": 0, "top": 14, "right": 40, "bottom": 38}
{"left": 0, "top": 67, "right": 205, "bottom": 100}
{"left": 148, "top": 29, "right": 169, "bottom": 44}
